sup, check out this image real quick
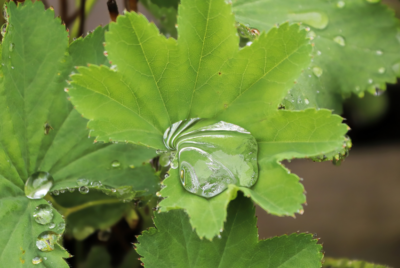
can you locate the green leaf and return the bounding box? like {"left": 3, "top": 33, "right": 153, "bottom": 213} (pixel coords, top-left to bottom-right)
{"left": 137, "top": 194, "right": 323, "bottom": 268}
{"left": 322, "top": 257, "right": 390, "bottom": 268}
{"left": 84, "top": 246, "right": 112, "bottom": 268}
{"left": 0, "top": 2, "right": 158, "bottom": 267}
{"left": 69, "top": 0, "right": 348, "bottom": 239}
{"left": 140, "top": 0, "right": 178, "bottom": 37}
{"left": 232, "top": 0, "right": 400, "bottom": 112}
{"left": 0, "top": 1, "right": 71, "bottom": 266}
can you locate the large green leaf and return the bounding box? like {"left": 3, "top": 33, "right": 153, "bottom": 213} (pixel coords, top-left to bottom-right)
{"left": 137, "top": 194, "right": 323, "bottom": 268}
{"left": 0, "top": 2, "right": 158, "bottom": 267}
{"left": 232, "top": 0, "right": 400, "bottom": 113}
{"left": 68, "top": 0, "right": 348, "bottom": 239}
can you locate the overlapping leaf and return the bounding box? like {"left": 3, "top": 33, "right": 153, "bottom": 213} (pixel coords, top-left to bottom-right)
{"left": 68, "top": 0, "right": 348, "bottom": 239}
{"left": 137, "top": 194, "right": 323, "bottom": 268}
{"left": 0, "top": 2, "right": 158, "bottom": 267}
{"left": 232, "top": 0, "right": 400, "bottom": 113}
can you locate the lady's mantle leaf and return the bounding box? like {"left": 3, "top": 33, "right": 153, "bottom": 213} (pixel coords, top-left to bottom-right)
{"left": 0, "top": 2, "right": 158, "bottom": 267}
{"left": 68, "top": 0, "right": 348, "bottom": 239}
{"left": 137, "top": 194, "right": 323, "bottom": 268}
{"left": 232, "top": 0, "right": 400, "bottom": 113}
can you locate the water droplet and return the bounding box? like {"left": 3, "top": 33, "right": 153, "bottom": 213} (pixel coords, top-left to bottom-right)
{"left": 129, "top": 164, "right": 135, "bottom": 169}
{"left": 48, "top": 222, "right": 55, "bottom": 229}
{"left": 164, "top": 119, "right": 258, "bottom": 198}
{"left": 392, "top": 62, "right": 400, "bottom": 76}
{"left": 368, "top": 79, "right": 373, "bottom": 84}
{"left": 57, "top": 222, "right": 65, "bottom": 231}
{"left": 1, "top": 24, "right": 7, "bottom": 37}
{"left": 36, "top": 231, "right": 59, "bottom": 252}
{"left": 333, "top": 36, "right": 345, "bottom": 46}
{"left": 312, "top": 66, "right": 323, "bottom": 77}
{"left": 76, "top": 178, "right": 89, "bottom": 186}
{"left": 378, "top": 67, "right": 385, "bottom": 74}
{"left": 24, "top": 172, "right": 54, "bottom": 199}
{"left": 337, "top": 1, "right": 345, "bottom": 8}
{"left": 305, "top": 99, "right": 310, "bottom": 105}
{"left": 68, "top": 187, "right": 75, "bottom": 193}
{"left": 366, "top": 0, "right": 380, "bottom": 3}
{"left": 33, "top": 204, "right": 53, "bottom": 225}
{"left": 92, "top": 181, "right": 102, "bottom": 187}
{"left": 32, "top": 257, "right": 42, "bottom": 265}
{"left": 60, "top": 189, "right": 65, "bottom": 194}
{"left": 111, "top": 160, "right": 121, "bottom": 168}
{"left": 53, "top": 190, "right": 59, "bottom": 196}
{"left": 317, "top": 50, "right": 322, "bottom": 56}
{"left": 9, "top": 43, "right": 14, "bottom": 52}
{"left": 98, "top": 229, "right": 111, "bottom": 241}
{"left": 307, "top": 31, "right": 316, "bottom": 40}
{"left": 79, "top": 186, "right": 89, "bottom": 194}
{"left": 376, "top": 50, "right": 383, "bottom": 55}
{"left": 288, "top": 11, "right": 329, "bottom": 29}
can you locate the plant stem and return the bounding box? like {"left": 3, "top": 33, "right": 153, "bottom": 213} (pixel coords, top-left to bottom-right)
{"left": 126, "top": 0, "right": 138, "bottom": 12}
{"left": 78, "top": 0, "right": 86, "bottom": 37}
{"left": 60, "top": 0, "right": 68, "bottom": 23}
{"left": 45, "top": 194, "right": 122, "bottom": 218}
{"left": 107, "top": 0, "right": 119, "bottom": 22}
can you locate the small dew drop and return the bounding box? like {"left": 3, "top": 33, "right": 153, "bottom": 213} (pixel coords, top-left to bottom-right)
{"left": 312, "top": 66, "right": 323, "bottom": 77}
{"left": 24, "top": 172, "right": 54, "bottom": 199}
{"left": 376, "top": 50, "right": 383, "bottom": 55}
{"left": 79, "top": 186, "right": 89, "bottom": 194}
{"left": 48, "top": 222, "right": 55, "bottom": 229}
{"left": 33, "top": 204, "right": 53, "bottom": 225}
{"left": 76, "top": 178, "right": 89, "bottom": 186}
{"left": 392, "top": 62, "right": 400, "bottom": 76}
{"left": 36, "top": 231, "right": 59, "bottom": 252}
{"left": 333, "top": 36, "right": 345, "bottom": 46}
{"left": 53, "top": 190, "right": 59, "bottom": 196}
{"left": 9, "top": 43, "right": 14, "bottom": 52}
{"left": 32, "top": 257, "right": 42, "bottom": 265}
{"left": 378, "top": 67, "right": 385, "bottom": 74}
{"left": 317, "top": 50, "right": 322, "bottom": 56}
{"left": 288, "top": 11, "right": 329, "bottom": 29}
{"left": 368, "top": 79, "right": 373, "bottom": 84}
{"left": 305, "top": 98, "right": 310, "bottom": 105}
{"left": 337, "top": 1, "right": 345, "bottom": 8}
{"left": 129, "top": 164, "right": 135, "bottom": 169}
{"left": 57, "top": 222, "right": 66, "bottom": 231}
{"left": 111, "top": 160, "right": 121, "bottom": 168}
{"left": 68, "top": 187, "right": 75, "bottom": 193}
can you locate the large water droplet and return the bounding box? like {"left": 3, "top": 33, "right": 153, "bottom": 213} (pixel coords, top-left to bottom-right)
{"left": 111, "top": 160, "right": 121, "bottom": 168}
{"left": 288, "top": 11, "right": 329, "bottom": 29}
{"left": 36, "top": 231, "right": 59, "bottom": 252}
{"left": 32, "top": 257, "right": 42, "bottom": 265}
{"left": 312, "top": 66, "right": 323, "bottom": 77}
{"left": 79, "top": 186, "right": 89, "bottom": 194}
{"left": 337, "top": 1, "right": 345, "bottom": 8}
{"left": 76, "top": 178, "right": 89, "bottom": 186}
{"left": 9, "top": 43, "right": 14, "bottom": 52}
{"left": 164, "top": 119, "right": 258, "bottom": 198}
{"left": 392, "top": 62, "right": 400, "bottom": 76}
{"left": 25, "top": 172, "right": 54, "bottom": 199}
{"left": 33, "top": 204, "right": 53, "bottom": 225}
{"left": 333, "top": 36, "right": 345, "bottom": 46}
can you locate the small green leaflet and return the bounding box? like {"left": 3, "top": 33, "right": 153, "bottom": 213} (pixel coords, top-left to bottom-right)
{"left": 68, "top": 0, "right": 348, "bottom": 239}
{"left": 322, "top": 257, "right": 390, "bottom": 268}
{"left": 232, "top": 0, "right": 400, "bottom": 113}
{"left": 0, "top": 2, "right": 158, "bottom": 267}
{"left": 137, "top": 194, "right": 323, "bottom": 268}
